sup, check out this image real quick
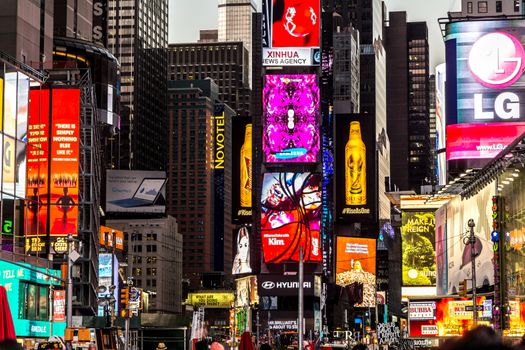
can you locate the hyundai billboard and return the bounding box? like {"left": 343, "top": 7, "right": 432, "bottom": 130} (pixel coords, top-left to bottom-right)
{"left": 260, "top": 172, "right": 322, "bottom": 263}
{"left": 263, "top": 74, "right": 320, "bottom": 163}
{"left": 445, "top": 20, "right": 525, "bottom": 169}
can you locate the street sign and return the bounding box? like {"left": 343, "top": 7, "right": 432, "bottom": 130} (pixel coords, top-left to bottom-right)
{"left": 129, "top": 287, "right": 140, "bottom": 302}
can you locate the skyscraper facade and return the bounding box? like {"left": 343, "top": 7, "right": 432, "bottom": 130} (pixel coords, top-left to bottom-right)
{"left": 108, "top": 0, "right": 168, "bottom": 170}
{"left": 167, "top": 79, "right": 235, "bottom": 288}
{"left": 386, "top": 12, "right": 431, "bottom": 193}
{"left": 218, "top": 0, "right": 256, "bottom": 86}
{"left": 168, "top": 41, "right": 251, "bottom": 117}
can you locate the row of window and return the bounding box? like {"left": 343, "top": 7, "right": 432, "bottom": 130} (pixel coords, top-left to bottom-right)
{"left": 467, "top": 0, "right": 520, "bottom": 13}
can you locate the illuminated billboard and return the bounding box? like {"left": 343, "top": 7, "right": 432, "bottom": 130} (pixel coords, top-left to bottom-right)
{"left": 232, "top": 117, "right": 252, "bottom": 222}
{"left": 106, "top": 170, "right": 166, "bottom": 213}
{"left": 408, "top": 297, "right": 493, "bottom": 337}
{"left": 335, "top": 236, "right": 376, "bottom": 308}
{"left": 335, "top": 114, "right": 376, "bottom": 222}
{"left": 444, "top": 183, "right": 495, "bottom": 294}
{"left": 232, "top": 226, "right": 254, "bottom": 275}
{"left": 100, "top": 225, "right": 124, "bottom": 250}
{"left": 235, "top": 276, "right": 258, "bottom": 307}
{"left": 260, "top": 172, "right": 322, "bottom": 263}
{"left": 262, "top": 0, "right": 320, "bottom": 66}
{"left": 26, "top": 88, "right": 50, "bottom": 237}
{"left": 49, "top": 88, "right": 80, "bottom": 236}
{"left": 263, "top": 74, "right": 320, "bottom": 163}
{"left": 445, "top": 20, "right": 525, "bottom": 168}
{"left": 402, "top": 211, "right": 436, "bottom": 286}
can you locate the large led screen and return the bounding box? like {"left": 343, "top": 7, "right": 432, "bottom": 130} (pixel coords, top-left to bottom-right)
{"left": 232, "top": 117, "right": 252, "bottom": 223}
{"left": 106, "top": 170, "right": 167, "bottom": 213}
{"left": 49, "top": 88, "right": 80, "bottom": 236}
{"left": 402, "top": 211, "right": 436, "bottom": 286}
{"left": 263, "top": 74, "right": 320, "bottom": 163}
{"left": 445, "top": 20, "right": 525, "bottom": 168}
{"left": 335, "top": 114, "right": 376, "bottom": 223}
{"left": 260, "top": 172, "right": 322, "bottom": 263}
{"left": 335, "top": 236, "right": 376, "bottom": 308}
{"left": 25, "top": 89, "right": 50, "bottom": 237}
{"left": 232, "top": 226, "right": 254, "bottom": 275}
{"left": 409, "top": 297, "right": 493, "bottom": 337}
{"left": 262, "top": 0, "right": 320, "bottom": 66}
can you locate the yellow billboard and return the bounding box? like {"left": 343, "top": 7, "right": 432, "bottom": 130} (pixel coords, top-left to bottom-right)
{"left": 185, "top": 292, "right": 234, "bottom": 308}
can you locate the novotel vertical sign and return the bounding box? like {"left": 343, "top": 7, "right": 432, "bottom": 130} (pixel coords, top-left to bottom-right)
{"left": 213, "top": 112, "right": 225, "bottom": 169}
{"left": 445, "top": 20, "right": 525, "bottom": 168}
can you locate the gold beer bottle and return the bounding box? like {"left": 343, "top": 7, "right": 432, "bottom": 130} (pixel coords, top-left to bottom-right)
{"left": 345, "top": 121, "right": 366, "bottom": 205}
{"left": 240, "top": 123, "right": 252, "bottom": 207}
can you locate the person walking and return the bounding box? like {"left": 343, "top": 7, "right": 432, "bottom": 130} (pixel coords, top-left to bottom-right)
{"left": 157, "top": 342, "right": 168, "bottom": 350}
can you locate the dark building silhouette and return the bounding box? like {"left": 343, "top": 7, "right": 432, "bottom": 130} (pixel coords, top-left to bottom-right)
{"left": 167, "top": 79, "right": 235, "bottom": 289}
{"left": 168, "top": 41, "right": 251, "bottom": 117}
{"left": 386, "top": 12, "right": 431, "bottom": 192}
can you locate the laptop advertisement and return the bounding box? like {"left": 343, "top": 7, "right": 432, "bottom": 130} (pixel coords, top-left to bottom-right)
{"left": 106, "top": 170, "right": 166, "bottom": 213}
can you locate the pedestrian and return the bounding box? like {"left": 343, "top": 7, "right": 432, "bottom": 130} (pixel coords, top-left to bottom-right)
{"left": 157, "top": 342, "right": 168, "bottom": 350}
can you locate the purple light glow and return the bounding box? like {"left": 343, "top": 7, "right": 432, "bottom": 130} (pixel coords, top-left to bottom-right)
{"left": 263, "top": 74, "right": 320, "bottom": 163}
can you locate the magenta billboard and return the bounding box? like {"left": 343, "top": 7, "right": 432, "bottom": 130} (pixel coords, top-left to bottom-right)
{"left": 262, "top": 74, "right": 320, "bottom": 163}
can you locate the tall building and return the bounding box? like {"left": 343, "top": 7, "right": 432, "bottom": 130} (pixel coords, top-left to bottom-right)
{"left": 167, "top": 79, "right": 235, "bottom": 288}
{"left": 461, "top": 0, "right": 523, "bottom": 16}
{"left": 53, "top": 0, "right": 94, "bottom": 42}
{"left": 107, "top": 216, "right": 183, "bottom": 314}
{"left": 218, "top": 0, "right": 256, "bottom": 86}
{"left": 333, "top": 18, "right": 360, "bottom": 114}
{"left": 108, "top": 0, "right": 168, "bottom": 170}
{"left": 386, "top": 12, "right": 431, "bottom": 193}
{"left": 0, "top": 0, "right": 54, "bottom": 68}
{"left": 168, "top": 41, "right": 251, "bottom": 117}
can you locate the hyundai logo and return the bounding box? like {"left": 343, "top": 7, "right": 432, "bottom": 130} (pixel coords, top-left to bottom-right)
{"left": 261, "top": 281, "right": 275, "bottom": 289}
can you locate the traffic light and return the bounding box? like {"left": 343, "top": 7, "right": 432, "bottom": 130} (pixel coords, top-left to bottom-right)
{"left": 458, "top": 279, "right": 467, "bottom": 298}
{"left": 120, "top": 287, "right": 129, "bottom": 310}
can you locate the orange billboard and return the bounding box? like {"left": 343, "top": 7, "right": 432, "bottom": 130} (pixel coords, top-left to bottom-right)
{"left": 99, "top": 226, "right": 124, "bottom": 250}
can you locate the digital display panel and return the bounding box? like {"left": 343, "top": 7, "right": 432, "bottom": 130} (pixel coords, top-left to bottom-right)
{"left": 232, "top": 226, "right": 253, "bottom": 275}
{"left": 262, "top": 0, "right": 320, "bottom": 66}
{"left": 263, "top": 74, "right": 320, "bottom": 163}
{"left": 49, "top": 88, "right": 80, "bottom": 236}
{"left": 335, "top": 236, "right": 376, "bottom": 307}
{"left": 232, "top": 117, "right": 252, "bottom": 222}
{"left": 335, "top": 114, "right": 376, "bottom": 222}
{"left": 402, "top": 211, "right": 436, "bottom": 286}
{"left": 445, "top": 20, "right": 525, "bottom": 167}
{"left": 260, "top": 172, "right": 322, "bottom": 263}
{"left": 26, "top": 89, "right": 49, "bottom": 237}
{"left": 409, "top": 297, "right": 493, "bottom": 337}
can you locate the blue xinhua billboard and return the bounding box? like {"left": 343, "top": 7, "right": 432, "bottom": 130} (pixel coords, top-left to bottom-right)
{"left": 0, "top": 260, "right": 66, "bottom": 337}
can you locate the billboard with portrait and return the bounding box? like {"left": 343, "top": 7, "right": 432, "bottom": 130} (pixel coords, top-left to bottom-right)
{"left": 263, "top": 74, "right": 320, "bottom": 163}
{"left": 232, "top": 226, "right": 254, "bottom": 275}
{"left": 444, "top": 183, "right": 495, "bottom": 294}
{"left": 106, "top": 170, "right": 166, "bottom": 213}
{"left": 260, "top": 172, "right": 322, "bottom": 263}
{"left": 335, "top": 236, "right": 376, "bottom": 307}
{"left": 408, "top": 297, "right": 493, "bottom": 337}
{"left": 335, "top": 114, "right": 376, "bottom": 223}
{"left": 402, "top": 211, "right": 436, "bottom": 286}
{"left": 232, "top": 117, "right": 252, "bottom": 223}
{"left": 262, "top": 0, "right": 320, "bottom": 66}
{"left": 445, "top": 20, "right": 525, "bottom": 169}
{"left": 235, "top": 275, "right": 258, "bottom": 307}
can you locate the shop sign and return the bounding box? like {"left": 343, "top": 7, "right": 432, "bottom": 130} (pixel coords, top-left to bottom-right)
{"left": 258, "top": 274, "right": 315, "bottom": 296}
{"left": 268, "top": 320, "right": 297, "bottom": 331}
{"left": 185, "top": 292, "right": 234, "bottom": 308}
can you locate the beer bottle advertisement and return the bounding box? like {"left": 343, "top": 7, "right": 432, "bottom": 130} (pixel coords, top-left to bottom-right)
{"left": 231, "top": 117, "right": 253, "bottom": 223}
{"left": 335, "top": 114, "right": 376, "bottom": 223}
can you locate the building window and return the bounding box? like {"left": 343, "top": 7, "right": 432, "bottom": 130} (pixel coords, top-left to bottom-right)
{"left": 478, "top": 1, "right": 488, "bottom": 13}
{"left": 467, "top": 1, "right": 473, "bottom": 13}
{"left": 496, "top": 1, "right": 502, "bottom": 12}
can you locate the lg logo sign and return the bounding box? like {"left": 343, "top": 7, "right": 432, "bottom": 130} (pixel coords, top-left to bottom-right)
{"left": 468, "top": 32, "right": 525, "bottom": 121}
{"left": 469, "top": 32, "right": 525, "bottom": 89}
{"left": 261, "top": 281, "right": 275, "bottom": 289}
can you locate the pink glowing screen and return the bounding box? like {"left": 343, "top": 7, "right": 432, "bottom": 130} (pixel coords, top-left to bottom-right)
{"left": 263, "top": 74, "right": 320, "bottom": 163}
